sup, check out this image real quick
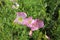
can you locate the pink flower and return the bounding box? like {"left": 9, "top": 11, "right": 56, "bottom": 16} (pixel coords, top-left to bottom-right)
{"left": 24, "top": 18, "right": 44, "bottom": 31}
{"left": 28, "top": 19, "right": 44, "bottom": 36}
{"left": 28, "top": 19, "right": 44, "bottom": 31}
{"left": 14, "top": 12, "right": 27, "bottom": 25}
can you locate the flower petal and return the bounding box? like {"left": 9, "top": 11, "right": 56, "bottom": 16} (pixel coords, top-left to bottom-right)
{"left": 45, "top": 35, "right": 50, "bottom": 40}
{"left": 17, "top": 12, "right": 27, "bottom": 18}
{"left": 29, "top": 30, "right": 33, "bottom": 36}
{"left": 35, "top": 19, "right": 44, "bottom": 28}
{"left": 31, "top": 27, "right": 39, "bottom": 31}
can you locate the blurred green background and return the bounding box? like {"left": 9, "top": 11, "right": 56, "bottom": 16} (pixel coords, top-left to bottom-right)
{"left": 0, "top": 0, "right": 60, "bottom": 40}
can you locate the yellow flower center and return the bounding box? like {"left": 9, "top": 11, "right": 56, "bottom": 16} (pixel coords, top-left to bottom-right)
{"left": 18, "top": 17, "right": 23, "bottom": 22}
{"left": 28, "top": 20, "right": 32, "bottom": 24}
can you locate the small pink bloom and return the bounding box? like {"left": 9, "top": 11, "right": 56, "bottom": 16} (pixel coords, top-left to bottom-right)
{"left": 26, "top": 19, "right": 44, "bottom": 31}
{"left": 28, "top": 19, "right": 44, "bottom": 36}
{"left": 14, "top": 12, "right": 27, "bottom": 25}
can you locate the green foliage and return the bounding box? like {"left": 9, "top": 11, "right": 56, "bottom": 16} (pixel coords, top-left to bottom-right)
{"left": 0, "top": 0, "right": 60, "bottom": 40}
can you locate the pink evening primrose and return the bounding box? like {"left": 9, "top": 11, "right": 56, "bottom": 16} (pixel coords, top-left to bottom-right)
{"left": 23, "top": 18, "right": 44, "bottom": 36}
{"left": 30, "top": 19, "right": 44, "bottom": 31}
{"left": 14, "top": 12, "right": 27, "bottom": 25}
{"left": 24, "top": 19, "right": 44, "bottom": 31}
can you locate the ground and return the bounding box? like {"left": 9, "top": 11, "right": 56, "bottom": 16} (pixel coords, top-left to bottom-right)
{"left": 0, "top": 0, "right": 60, "bottom": 40}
